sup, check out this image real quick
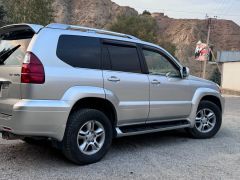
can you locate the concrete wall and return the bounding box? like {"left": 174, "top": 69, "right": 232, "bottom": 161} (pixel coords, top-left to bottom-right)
{"left": 222, "top": 62, "right": 240, "bottom": 91}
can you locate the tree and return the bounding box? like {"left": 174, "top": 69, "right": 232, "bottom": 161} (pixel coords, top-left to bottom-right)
{"left": 209, "top": 67, "right": 221, "bottom": 85}
{"left": 109, "top": 15, "right": 159, "bottom": 43}
{"left": 109, "top": 15, "right": 176, "bottom": 56}
{"left": 159, "top": 40, "right": 177, "bottom": 56}
{"left": 142, "top": 10, "right": 151, "bottom": 16}
{"left": 0, "top": 5, "right": 7, "bottom": 26}
{"left": 1, "top": 0, "right": 54, "bottom": 25}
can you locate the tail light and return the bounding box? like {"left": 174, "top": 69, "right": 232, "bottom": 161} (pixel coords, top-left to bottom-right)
{"left": 21, "top": 52, "right": 45, "bottom": 84}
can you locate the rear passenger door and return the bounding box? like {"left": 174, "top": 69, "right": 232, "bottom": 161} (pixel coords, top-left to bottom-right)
{"left": 102, "top": 40, "right": 149, "bottom": 126}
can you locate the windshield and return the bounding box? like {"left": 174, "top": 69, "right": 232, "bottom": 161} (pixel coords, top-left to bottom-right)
{"left": 0, "top": 38, "right": 31, "bottom": 66}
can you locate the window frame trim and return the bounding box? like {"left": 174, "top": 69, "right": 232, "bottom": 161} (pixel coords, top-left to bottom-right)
{"left": 101, "top": 38, "right": 146, "bottom": 74}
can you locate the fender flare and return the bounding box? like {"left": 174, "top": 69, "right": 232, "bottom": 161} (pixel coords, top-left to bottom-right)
{"left": 188, "top": 87, "right": 224, "bottom": 127}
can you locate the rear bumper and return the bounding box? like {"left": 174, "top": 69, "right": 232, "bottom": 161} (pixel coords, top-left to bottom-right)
{"left": 0, "top": 99, "right": 71, "bottom": 141}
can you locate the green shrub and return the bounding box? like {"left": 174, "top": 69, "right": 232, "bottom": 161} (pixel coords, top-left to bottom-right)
{"left": 142, "top": 10, "right": 151, "bottom": 16}
{"left": 109, "top": 15, "right": 176, "bottom": 56}
{"left": 159, "top": 40, "right": 177, "bottom": 56}
{"left": 0, "top": 5, "right": 6, "bottom": 26}
{"left": 1, "top": 0, "right": 54, "bottom": 25}
{"left": 209, "top": 67, "right": 221, "bottom": 85}
{"left": 109, "top": 15, "right": 159, "bottom": 43}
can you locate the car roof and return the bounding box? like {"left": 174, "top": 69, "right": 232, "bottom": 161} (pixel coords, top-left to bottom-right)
{"left": 0, "top": 23, "right": 182, "bottom": 68}
{"left": 44, "top": 23, "right": 182, "bottom": 68}
{"left": 0, "top": 23, "right": 159, "bottom": 48}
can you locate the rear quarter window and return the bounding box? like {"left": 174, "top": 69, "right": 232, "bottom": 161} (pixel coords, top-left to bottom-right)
{"left": 57, "top": 35, "right": 101, "bottom": 69}
{"left": 0, "top": 38, "right": 31, "bottom": 66}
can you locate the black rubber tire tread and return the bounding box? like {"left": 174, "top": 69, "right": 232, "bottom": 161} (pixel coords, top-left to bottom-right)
{"left": 187, "top": 100, "right": 222, "bottom": 139}
{"left": 62, "top": 109, "right": 113, "bottom": 165}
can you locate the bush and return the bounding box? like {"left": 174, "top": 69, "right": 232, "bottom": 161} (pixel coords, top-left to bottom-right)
{"left": 109, "top": 15, "right": 159, "bottom": 43}
{"left": 108, "top": 15, "right": 176, "bottom": 56}
{"left": 209, "top": 67, "right": 221, "bottom": 85}
{"left": 142, "top": 10, "right": 151, "bottom": 16}
{"left": 0, "top": 5, "right": 7, "bottom": 26}
{"left": 1, "top": 0, "right": 54, "bottom": 25}
{"left": 159, "top": 40, "right": 177, "bottom": 56}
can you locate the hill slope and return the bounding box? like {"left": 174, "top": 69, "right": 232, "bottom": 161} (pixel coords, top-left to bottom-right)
{"left": 53, "top": 0, "right": 137, "bottom": 28}
{"left": 152, "top": 13, "right": 240, "bottom": 76}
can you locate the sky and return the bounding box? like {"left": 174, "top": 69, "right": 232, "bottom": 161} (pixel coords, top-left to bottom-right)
{"left": 112, "top": 0, "right": 240, "bottom": 26}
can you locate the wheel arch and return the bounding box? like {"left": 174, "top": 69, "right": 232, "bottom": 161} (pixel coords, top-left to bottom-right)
{"left": 58, "top": 86, "right": 120, "bottom": 140}
{"left": 188, "top": 88, "right": 224, "bottom": 127}
{"left": 200, "top": 95, "right": 222, "bottom": 112}
{"left": 67, "top": 97, "right": 118, "bottom": 135}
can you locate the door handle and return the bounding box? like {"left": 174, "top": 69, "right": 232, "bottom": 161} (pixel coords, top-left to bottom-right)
{"left": 151, "top": 79, "right": 161, "bottom": 85}
{"left": 107, "top": 76, "right": 120, "bottom": 82}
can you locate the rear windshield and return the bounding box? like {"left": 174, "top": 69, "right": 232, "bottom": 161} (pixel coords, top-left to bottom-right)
{"left": 0, "top": 30, "right": 32, "bottom": 66}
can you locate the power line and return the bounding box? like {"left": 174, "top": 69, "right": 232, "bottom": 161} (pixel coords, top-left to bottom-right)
{"left": 222, "top": 0, "right": 234, "bottom": 16}
{"left": 132, "top": 4, "right": 240, "bottom": 25}
{"left": 132, "top": 2, "right": 240, "bottom": 17}
{"left": 153, "top": 8, "right": 240, "bottom": 17}
{"left": 215, "top": 0, "right": 228, "bottom": 13}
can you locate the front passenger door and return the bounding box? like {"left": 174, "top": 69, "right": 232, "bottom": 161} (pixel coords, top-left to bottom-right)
{"left": 142, "top": 48, "right": 193, "bottom": 123}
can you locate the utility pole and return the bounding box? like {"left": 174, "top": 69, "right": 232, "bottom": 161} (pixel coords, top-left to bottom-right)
{"left": 202, "top": 16, "right": 212, "bottom": 79}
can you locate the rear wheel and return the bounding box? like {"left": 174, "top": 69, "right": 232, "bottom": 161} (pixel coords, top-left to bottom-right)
{"left": 62, "top": 109, "right": 113, "bottom": 165}
{"left": 187, "top": 100, "right": 222, "bottom": 139}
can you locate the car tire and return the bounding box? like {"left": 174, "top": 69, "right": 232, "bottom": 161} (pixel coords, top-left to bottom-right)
{"left": 62, "top": 109, "right": 113, "bottom": 165}
{"left": 187, "top": 100, "right": 222, "bottom": 139}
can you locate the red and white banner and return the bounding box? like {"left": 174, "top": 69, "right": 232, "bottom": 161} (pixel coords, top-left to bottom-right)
{"left": 195, "top": 41, "right": 210, "bottom": 61}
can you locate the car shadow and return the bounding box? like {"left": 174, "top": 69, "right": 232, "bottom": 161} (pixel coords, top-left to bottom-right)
{"left": 0, "top": 128, "right": 227, "bottom": 167}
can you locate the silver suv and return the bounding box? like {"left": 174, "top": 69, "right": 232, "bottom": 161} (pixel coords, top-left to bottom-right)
{"left": 0, "top": 23, "right": 224, "bottom": 165}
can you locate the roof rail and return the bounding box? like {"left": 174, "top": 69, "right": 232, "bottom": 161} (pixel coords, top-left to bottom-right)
{"left": 46, "top": 23, "right": 139, "bottom": 40}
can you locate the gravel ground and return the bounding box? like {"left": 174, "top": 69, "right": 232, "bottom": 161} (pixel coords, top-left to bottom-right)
{"left": 0, "top": 97, "right": 240, "bottom": 180}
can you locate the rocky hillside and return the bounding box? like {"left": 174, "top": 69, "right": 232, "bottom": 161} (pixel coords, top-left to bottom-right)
{"left": 53, "top": 0, "right": 137, "bottom": 28}
{"left": 152, "top": 13, "right": 240, "bottom": 76}
{"left": 52, "top": 0, "right": 240, "bottom": 77}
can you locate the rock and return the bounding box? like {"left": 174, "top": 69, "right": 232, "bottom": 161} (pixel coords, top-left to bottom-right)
{"left": 53, "top": 0, "right": 138, "bottom": 28}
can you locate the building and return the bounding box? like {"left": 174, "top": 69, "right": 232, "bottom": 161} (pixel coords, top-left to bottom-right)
{"left": 217, "top": 51, "right": 240, "bottom": 93}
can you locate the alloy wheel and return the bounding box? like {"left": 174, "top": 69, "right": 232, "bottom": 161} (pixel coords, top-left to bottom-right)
{"left": 195, "top": 108, "right": 216, "bottom": 133}
{"left": 77, "top": 120, "right": 105, "bottom": 155}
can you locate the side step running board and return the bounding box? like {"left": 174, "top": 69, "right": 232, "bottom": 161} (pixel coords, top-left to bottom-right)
{"left": 116, "top": 120, "right": 191, "bottom": 137}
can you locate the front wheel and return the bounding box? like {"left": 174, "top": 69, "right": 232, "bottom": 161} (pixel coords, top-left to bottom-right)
{"left": 187, "top": 100, "right": 222, "bottom": 139}
{"left": 62, "top": 109, "right": 113, "bottom": 165}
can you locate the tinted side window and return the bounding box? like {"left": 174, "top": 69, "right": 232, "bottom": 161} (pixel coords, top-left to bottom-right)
{"left": 57, "top": 35, "right": 101, "bottom": 69}
{"left": 106, "top": 44, "right": 141, "bottom": 73}
{"left": 143, "top": 49, "right": 180, "bottom": 77}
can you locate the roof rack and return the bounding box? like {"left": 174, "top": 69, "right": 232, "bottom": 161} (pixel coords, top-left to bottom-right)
{"left": 46, "top": 23, "right": 139, "bottom": 40}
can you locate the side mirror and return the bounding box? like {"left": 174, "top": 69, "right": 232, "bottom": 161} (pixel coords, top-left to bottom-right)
{"left": 182, "top": 67, "right": 190, "bottom": 78}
